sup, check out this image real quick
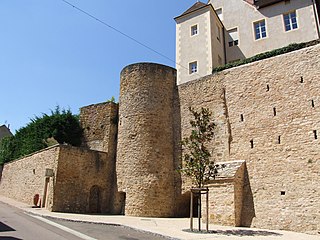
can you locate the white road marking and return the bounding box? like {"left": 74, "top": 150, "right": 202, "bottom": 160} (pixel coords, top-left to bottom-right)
{"left": 28, "top": 214, "right": 97, "bottom": 240}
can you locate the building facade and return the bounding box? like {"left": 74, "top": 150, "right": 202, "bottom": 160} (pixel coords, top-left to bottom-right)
{"left": 175, "top": 2, "right": 226, "bottom": 85}
{"left": 176, "top": 0, "right": 320, "bottom": 84}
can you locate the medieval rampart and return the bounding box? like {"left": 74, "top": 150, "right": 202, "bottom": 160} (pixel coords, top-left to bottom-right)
{"left": 0, "top": 39, "right": 319, "bottom": 235}
{"left": 178, "top": 44, "right": 320, "bottom": 234}
{"left": 116, "top": 63, "right": 177, "bottom": 217}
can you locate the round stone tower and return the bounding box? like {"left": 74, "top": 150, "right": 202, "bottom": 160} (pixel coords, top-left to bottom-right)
{"left": 116, "top": 63, "right": 177, "bottom": 217}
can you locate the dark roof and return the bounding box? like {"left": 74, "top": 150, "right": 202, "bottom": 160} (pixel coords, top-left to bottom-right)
{"left": 253, "top": 0, "right": 284, "bottom": 9}
{"left": 0, "top": 125, "right": 13, "bottom": 140}
{"left": 175, "top": 1, "right": 208, "bottom": 20}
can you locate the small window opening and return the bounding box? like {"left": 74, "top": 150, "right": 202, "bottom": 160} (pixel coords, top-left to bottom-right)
{"left": 250, "top": 140, "right": 254, "bottom": 148}
{"left": 300, "top": 76, "right": 304, "bottom": 83}
{"left": 313, "top": 130, "right": 317, "bottom": 139}
{"left": 189, "top": 61, "right": 198, "bottom": 74}
{"left": 191, "top": 25, "right": 198, "bottom": 36}
{"left": 311, "top": 100, "right": 315, "bottom": 108}
{"left": 273, "top": 107, "right": 277, "bottom": 116}
{"left": 278, "top": 136, "right": 281, "bottom": 144}
{"left": 240, "top": 114, "right": 244, "bottom": 122}
{"left": 281, "top": 191, "right": 286, "bottom": 195}
{"left": 266, "top": 84, "right": 270, "bottom": 92}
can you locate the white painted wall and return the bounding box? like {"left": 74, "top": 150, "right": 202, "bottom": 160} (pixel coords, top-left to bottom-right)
{"left": 209, "top": 0, "right": 320, "bottom": 62}
{"left": 176, "top": 6, "right": 225, "bottom": 85}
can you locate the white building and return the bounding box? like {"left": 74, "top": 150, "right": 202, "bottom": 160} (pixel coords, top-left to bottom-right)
{"left": 175, "top": 0, "right": 320, "bottom": 85}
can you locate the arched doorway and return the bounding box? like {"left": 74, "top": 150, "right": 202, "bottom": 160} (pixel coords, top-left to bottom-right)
{"left": 89, "top": 185, "right": 101, "bottom": 213}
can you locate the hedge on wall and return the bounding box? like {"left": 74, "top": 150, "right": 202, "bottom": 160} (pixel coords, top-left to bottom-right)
{"left": 212, "top": 39, "right": 320, "bottom": 73}
{"left": 0, "top": 107, "right": 83, "bottom": 165}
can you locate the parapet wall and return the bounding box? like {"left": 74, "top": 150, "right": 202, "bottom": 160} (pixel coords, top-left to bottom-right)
{"left": 178, "top": 43, "right": 320, "bottom": 234}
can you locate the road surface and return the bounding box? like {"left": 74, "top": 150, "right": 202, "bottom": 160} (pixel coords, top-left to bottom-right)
{"left": 0, "top": 202, "right": 170, "bottom": 240}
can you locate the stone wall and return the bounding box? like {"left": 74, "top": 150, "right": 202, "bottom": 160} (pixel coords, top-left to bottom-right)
{"left": 177, "top": 44, "right": 320, "bottom": 234}
{"left": 225, "top": 44, "right": 320, "bottom": 234}
{"left": 177, "top": 71, "right": 230, "bottom": 194}
{"left": 53, "top": 145, "right": 113, "bottom": 213}
{"left": 79, "top": 101, "right": 118, "bottom": 213}
{"left": 0, "top": 146, "right": 59, "bottom": 210}
{"left": 0, "top": 145, "right": 115, "bottom": 214}
{"left": 202, "top": 161, "right": 247, "bottom": 227}
{"left": 80, "top": 102, "right": 118, "bottom": 153}
{"left": 116, "top": 63, "right": 177, "bottom": 217}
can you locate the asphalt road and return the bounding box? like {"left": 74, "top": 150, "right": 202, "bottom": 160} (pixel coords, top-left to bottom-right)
{"left": 0, "top": 201, "right": 84, "bottom": 240}
{"left": 0, "top": 202, "right": 171, "bottom": 240}
{"left": 49, "top": 218, "right": 171, "bottom": 240}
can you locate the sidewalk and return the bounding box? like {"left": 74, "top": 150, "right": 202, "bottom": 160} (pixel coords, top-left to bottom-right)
{"left": 0, "top": 196, "right": 319, "bottom": 240}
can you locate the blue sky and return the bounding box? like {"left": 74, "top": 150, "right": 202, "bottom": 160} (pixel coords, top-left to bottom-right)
{"left": 0, "top": 0, "right": 197, "bottom": 132}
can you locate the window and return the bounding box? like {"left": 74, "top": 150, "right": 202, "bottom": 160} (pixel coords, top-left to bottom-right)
{"left": 228, "top": 28, "right": 239, "bottom": 47}
{"left": 215, "top": 8, "right": 223, "bottom": 20}
{"left": 218, "top": 55, "right": 222, "bottom": 65}
{"left": 254, "top": 20, "right": 267, "bottom": 40}
{"left": 283, "top": 11, "right": 298, "bottom": 31}
{"left": 191, "top": 25, "right": 198, "bottom": 36}
{"left": 189, "top": 61, "right": 198, "bottom": 74}
{"left": 216, "top": 25, "right": 221, "bottom": 41}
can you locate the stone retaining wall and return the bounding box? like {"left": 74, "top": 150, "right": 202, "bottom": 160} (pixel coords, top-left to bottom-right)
{"left": 178, "top": 44, "right": 320, "bottom": 234}
{"left": 0, "top": 146, "right": 59, "bottom": 210}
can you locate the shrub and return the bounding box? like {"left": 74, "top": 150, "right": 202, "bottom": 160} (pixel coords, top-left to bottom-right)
{"left": 0, "top": 107, "right": 83, "bottom": 164}
{"left": 212, "top": 39, "right": 320, "bottom": 73}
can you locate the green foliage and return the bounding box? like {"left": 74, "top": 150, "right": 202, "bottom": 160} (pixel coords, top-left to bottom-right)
{"left": 212, "top": 39, "right": 320, "bottom": 73}
{"left": 0, "top": 107, "right": 83, "bottom": 164}
{"left": 107, "top": 96, "right": 116, "bottom": 103}
{"left": 180, "top": 107, "right": 217, "bottom": 188}
{"left": 0, "top": 136, "right": 16, "bottom": 165}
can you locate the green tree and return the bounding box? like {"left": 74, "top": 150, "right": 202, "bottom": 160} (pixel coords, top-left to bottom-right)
{"left": 180, "top": 107, "right": 217, "bottom": 188}
{"left": 0, "top": 107, "right": 83, "bottom": 164}
{"left": 0, "top": 136, "right": 16, "bottom": 165}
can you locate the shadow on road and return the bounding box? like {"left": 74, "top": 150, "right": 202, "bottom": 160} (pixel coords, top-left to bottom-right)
{"left": 183, "top": 228, "right": 282, "bottom": 237}
{"left": 0, "top": 237, "right": 23, "bottom": 240}
{"left": 0, "top": 222, "right": 15, "bottom": 232}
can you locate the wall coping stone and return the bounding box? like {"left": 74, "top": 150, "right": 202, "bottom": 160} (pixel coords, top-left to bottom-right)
{"left": 3, "top": 144, "right": 108, "bottom": 166}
